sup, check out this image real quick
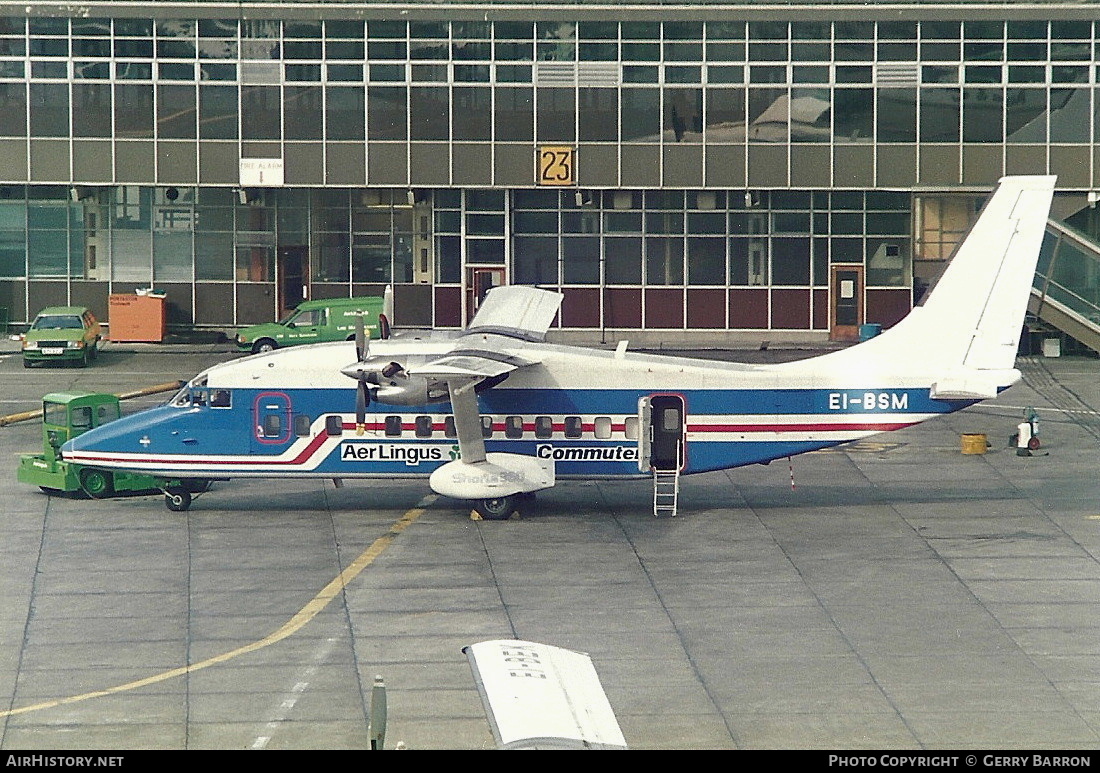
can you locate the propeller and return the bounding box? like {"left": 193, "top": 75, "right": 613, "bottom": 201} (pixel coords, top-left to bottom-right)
{"left": 353, "top": 311, "right": 370, "bottom": 434}
{"left": 341, "top": 310, "right": 426, "bottom": 407}
{"left": 356, "top": 370, "right": 370, "bottom": 435}
{"left": 354, "top": 310, "right": 367, "bottom": 362}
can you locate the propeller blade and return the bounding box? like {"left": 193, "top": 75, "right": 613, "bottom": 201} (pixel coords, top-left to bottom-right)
{"left": 355, "top": 312, "right": 367, "bottom": 362}
{"left": 356, "top": 371, "right": 369, "bottom": 434}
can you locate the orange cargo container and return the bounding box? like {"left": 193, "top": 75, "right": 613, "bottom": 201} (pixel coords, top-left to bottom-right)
{"left": 108, "top": 293, "right": 166, "bottom": 342}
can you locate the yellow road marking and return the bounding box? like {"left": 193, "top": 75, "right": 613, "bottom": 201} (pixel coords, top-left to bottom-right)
{"left": 0, "top": 496, "right": 433, "bottom": 718}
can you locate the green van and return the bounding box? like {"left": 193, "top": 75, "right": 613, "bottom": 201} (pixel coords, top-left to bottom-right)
{"left": 234, "top": 295, "right": 390, "bottom": 353}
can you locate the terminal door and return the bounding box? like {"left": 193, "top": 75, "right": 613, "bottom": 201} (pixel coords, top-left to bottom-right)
{"left": 830, "top": 264, "right": 863, "bottom": 342}
{"left": 466, "top": 266, "right": 506, "bottom": 322}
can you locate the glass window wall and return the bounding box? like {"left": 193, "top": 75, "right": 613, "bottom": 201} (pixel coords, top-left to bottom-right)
{"left": 4, "top": 15, "right": 1089, "bottom": 155}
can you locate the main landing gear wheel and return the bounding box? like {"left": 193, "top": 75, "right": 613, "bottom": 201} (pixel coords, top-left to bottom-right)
{"left": 79, "top": 468, "right": 114, "bottom": 499}
{"left": 473, "top": 494, "right": 520, "bottom": 521}
{"left": 164, "top": 485, "right": 192, "bottom": 512}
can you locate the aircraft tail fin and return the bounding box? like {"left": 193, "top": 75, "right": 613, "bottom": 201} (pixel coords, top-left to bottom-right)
{"left": 794, "top": 175, "right": 1056, "bottom": 397}
{"left": 919, "top": 174, "right": 1055, "bottom": 372}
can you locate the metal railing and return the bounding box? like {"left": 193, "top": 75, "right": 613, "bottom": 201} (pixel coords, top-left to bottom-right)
{"left": 1030, "top": 219, "right": 1100, "bottom": 354}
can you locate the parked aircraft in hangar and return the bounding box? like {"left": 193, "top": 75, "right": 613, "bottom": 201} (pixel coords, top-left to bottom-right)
{"left": 62, "top": 176, "right": 1056, "bottom": 519}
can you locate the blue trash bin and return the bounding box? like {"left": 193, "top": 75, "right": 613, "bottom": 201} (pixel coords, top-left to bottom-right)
{"left": 858, "top": 323, "right": 882, "bottom": 341}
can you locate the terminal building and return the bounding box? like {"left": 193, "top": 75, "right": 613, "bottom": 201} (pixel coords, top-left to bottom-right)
{"left": 1, "top": 1, "right": 1100, "bottom": 347}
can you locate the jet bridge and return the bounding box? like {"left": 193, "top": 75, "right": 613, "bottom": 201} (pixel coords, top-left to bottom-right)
{"left": 1028, "top": 219, "right": 1100, "bottom": 356}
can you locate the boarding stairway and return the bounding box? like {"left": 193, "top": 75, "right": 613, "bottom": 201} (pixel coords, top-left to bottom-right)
{"left": 1029, "top": 219, "right": 1100, "bottom": 355}
{"left": 652, "top": 452, "right": 681, "bottom": 517}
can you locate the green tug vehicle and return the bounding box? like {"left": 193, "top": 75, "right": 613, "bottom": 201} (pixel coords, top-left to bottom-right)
{"left": 17, "top": 391, "right": 180, "bottom": 502}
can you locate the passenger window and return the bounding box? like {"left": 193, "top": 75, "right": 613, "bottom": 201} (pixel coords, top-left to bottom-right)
{"left": 504, "top": 416, "right": 524, "bottom": 438}
{"left": 72, "top": 407, "right": 92, "bottom": 430}
{"left": 385, "top": 416, "right": 402, "bottom": 437}
{"left": 534, "top": 416, "right": 553, "bottom": 439}
{"left": 594, "top": 416, "right": 612, "bottom": 439}
{"left": 564, "top": 416, "right": 583, "bottom": 438}
{"left": 294, "top": 414, "right": 312, "bottom": 437}
{"left": 444, "top": 416, "right": 457, "bottom": 438}
{"left": 325, "top": 415, "right": 343, "bottom": 436}
{"left": 624, "top": 416, "right": 639, "bottom": 439}
{"left": 415, "top": 415, "right": 433, "bottom": 438}
{"left": 263, "top": 414, "right": 282, "bottom": 437}
{"left": 211, "top": 390, "right": 231, "bottom": 408}
{"left": 480, "top": 415, "right": 494, "bottom": 438}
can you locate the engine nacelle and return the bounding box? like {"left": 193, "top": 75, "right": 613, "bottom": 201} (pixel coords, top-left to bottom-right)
{"left": 342, "top": 356, "right": 450, "bottom": 405}
{"left": 373, "top": 377, "right": 449, "bottom": 405}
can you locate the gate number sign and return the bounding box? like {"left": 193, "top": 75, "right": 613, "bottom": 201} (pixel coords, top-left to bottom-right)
{"left": 538, "top": 146, "right": 575, "bottom": 186}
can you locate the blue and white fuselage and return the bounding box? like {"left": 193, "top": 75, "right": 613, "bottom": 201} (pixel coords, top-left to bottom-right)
{"left": 62, "top": 176, "right": 1056, "bottom": 516}
{"left": 62, "top": 338, "right": 959, "bottom": 479}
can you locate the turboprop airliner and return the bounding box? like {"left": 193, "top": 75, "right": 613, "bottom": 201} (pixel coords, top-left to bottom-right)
{"left": 62, "top": 175, "right": 1055, "bottom": 519}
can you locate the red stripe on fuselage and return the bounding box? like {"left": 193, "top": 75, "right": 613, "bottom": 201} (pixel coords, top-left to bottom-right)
{"left": 67, "top": 419, "right": 918, "bottom": 470}
{"left": 689, "top": 421, "right": 915, "bottom": 433}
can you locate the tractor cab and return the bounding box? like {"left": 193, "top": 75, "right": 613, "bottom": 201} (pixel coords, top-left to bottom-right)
{"left": 18, "top": 391, "right": 160, "bottom": 499}
{"left": 40, "top": 392, "right": 120, "bottom": 463}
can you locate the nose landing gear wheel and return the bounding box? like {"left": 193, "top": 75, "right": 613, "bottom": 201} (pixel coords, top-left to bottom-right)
{"left": 164, "top": 485, "right": 192, "bottom": 512}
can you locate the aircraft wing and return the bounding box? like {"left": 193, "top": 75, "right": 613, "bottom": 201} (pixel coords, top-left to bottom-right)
{"left": 465, "top": 285, "right": 563, "bottom": 342}
{"left": 410, "top": 349, "right": 536, "bottom": 380}
{"left": 417, "top": 284, "right": 561, "bottom": 476}
{"left": 408, "top": 284, "right": 560, "bottom": 382}
{"left": 411, "top": 348, "right": 541, "bottom": 466}
{"left": 408, "top": 285, "right": 559, "bottom": 386}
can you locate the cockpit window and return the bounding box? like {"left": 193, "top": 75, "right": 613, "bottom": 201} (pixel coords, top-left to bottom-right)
{"left": 169, "top": 376, "right": 215, "bottom": 408}
{"left": 169, "top": 387, "right": 190, "bottom": 407}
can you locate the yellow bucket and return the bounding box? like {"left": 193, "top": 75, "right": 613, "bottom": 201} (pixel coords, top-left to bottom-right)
{"left": 961, "top": 433, "right": 988, "bottom": 455}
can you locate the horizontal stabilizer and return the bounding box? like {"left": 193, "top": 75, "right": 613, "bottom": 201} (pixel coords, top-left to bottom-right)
{"left": 464, "top": 639, "right": 628, "bottom": 750}
{"left": 930, "top": 368, "right": 1020, "bottom": 401}
{"left": 429, "top": 452, "right": 555, "bottom": 499}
